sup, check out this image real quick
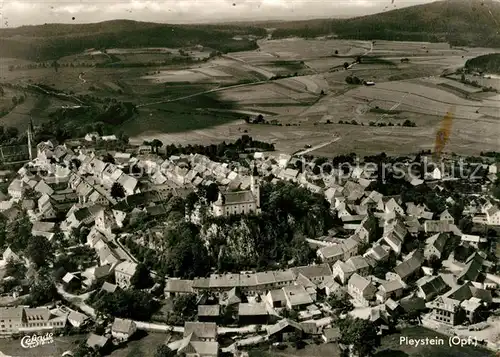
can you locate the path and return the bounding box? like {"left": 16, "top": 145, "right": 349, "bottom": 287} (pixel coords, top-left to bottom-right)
{"left": 293, "top": 137, "right": 341, "bottom": 156}
{"left": 137, "top": 80, "right": 268, "bottom": 108}
{"left": 78, "top": 73, "right": 87, "bottom": 84}
{"left": 56, "top": 284, "right": 96, "bottom": 318}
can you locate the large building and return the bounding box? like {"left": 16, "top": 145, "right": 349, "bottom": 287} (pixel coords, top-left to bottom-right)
{"left": 212, "top": 169, "right": 260, "bottom": 217}
{"left": 0, "top": 307, "right": 67, "bottom": 335}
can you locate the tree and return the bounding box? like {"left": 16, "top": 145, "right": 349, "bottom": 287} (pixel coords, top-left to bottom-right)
{"left": 102, "top": 153, "right": 115, "bottom": 164}
{"left": 345, "top": 76, "right": 353, "bottom": 84}
{"left": 73, "top": 341, "right": 100, "bottom": 357}
{"left": 111, "top": 182, "right": 126, "bottom": 199}
{"left": 11, "top": 96, "right": 17, "bottom": 106}
{"left": 172, "top": 293, "right": 197, "bottom": 320}
{"left": 5, "top": 258, "right": 26, "bottom": 280}
{"left": 337, "top": 317, "right": 379, "bottom": 357}
{"left": 335, "top": 50, "right": 339, "bottom": 55}
{"left": 130, "top": 263, "right": 154, "bottom": 289}
{"left": 327, "top": 294, "right": 354, "bottom": 314}
{"left": 25, "top": 277, "right": 58, "bottom": 306}
{"left": 25, "top": 235, "right": 54, "bottom": 268}
{"left": 151, "top": 139, "right": 164, "bottom": 154}
{"left": 154, "top": 345, "right": 176, "bottom": 357}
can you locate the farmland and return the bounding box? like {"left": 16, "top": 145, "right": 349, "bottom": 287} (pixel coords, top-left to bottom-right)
{"left": 1, "top": 33, "right": 500, "bottom": 156}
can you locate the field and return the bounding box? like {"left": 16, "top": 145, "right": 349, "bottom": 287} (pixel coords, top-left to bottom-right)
{"left": 2, "top": 37, "right": 500, "bottom": 156}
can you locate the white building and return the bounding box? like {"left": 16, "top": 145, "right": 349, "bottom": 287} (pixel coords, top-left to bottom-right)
{"left": 114, "top": 261, "right": 138, "bottom": 289}
{"left": 212, "top": 170, "right": 260, "bottom": 217}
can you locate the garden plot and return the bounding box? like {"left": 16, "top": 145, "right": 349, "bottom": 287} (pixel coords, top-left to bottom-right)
{"left": 193, "top": 67, "right": 233, "bottom": 78}
{"left": 142, "top": 70, "right": 209, "bottom": 83}
{"left": 417, "top": 77, "right": 483, "bottom": 94}
{"left": 219, "top": 84, "right": 301, "bottom": 105}
{"left": 229, "top": 51, "right": 277, "bottom": 63}
{"left": 241, "top": 64, "right": 275, "bottom": 79}
{"left": 305, "top": 58, "right": 352, "bottom": 71}
{"left": 345, "top": 85, "right": 488, "bottom": 120}
{"left": 258, "top": 38, "right": 370, "bottom": 59}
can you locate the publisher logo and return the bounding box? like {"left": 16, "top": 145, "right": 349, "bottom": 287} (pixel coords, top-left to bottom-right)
{"left": 21, "top": 333, "right": 54, "bottom": 349}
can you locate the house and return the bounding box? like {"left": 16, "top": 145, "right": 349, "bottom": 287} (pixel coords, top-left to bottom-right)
{"left": 266, "top": 319, "right": 303, "bottom": 342}
{"left": 62, "top": 272, "right": 81, "bottom": 292}
{"left": 319, "top": 277, "right": 345, "bottom": 298}
{"left": 238, "top": 303, "right": 268, "bottom": 325}
{"left": 266, "top": 289, "right": 287, "bottom": 308}
{"left": 95, "top": 209, "right": 118, "bottom": 238}
{"left": 290, "top": 264, "right": 332, "bottom": 285}
{"left": 67, "top": 310, "right": 89, "bottom": 328}
{"left": 428, "top": 296, "right": 465, "bottom": 326}
{"left": 317, "top": 244, "right": 345, "bottom": 264}
{"left": 416, "top": 275, "right": 450, "bottom": 301}
{"left": 8, "top": 179, "right": 26, "bottom": 199}
{"left": 322, "top": 327, "right": 341, "bottom": 343}
{"left": 114, "top": 261, "right": 138, "bottom": 289}
{"left": 458, "top": 253, "right": 484, "bottom": 283}
{"left": 347, "top": 273, "right": 376, "bottom": 306}
{"left": 332, "top": 260, "right": 356, "bottom": 285}
{"left": 376, "top": 279, "right": 406, "bottom": 303}
{"left": 97, "top": 244, "right": 120, "bottom": 266}
{"left": 86, "top": 333, "right": 110, "bottom": 350}
{"left": 184, "top": 322, "right": 217, "bottom": 342}
{"left": 461, "top": 297, "right": 487, "bottom": 324}
{"left": 486, "top": 206, "right": 500, "bottom": 225}
{"left": 283, "top": 285, "right": 314, "bottom": 310}
{"left": 440, "top": 210, "right": 454, "bottom": 223}
{"left": 383, "top": 232, "right": 403, "bottom": 255}
{"left": 0, "top": 307, "right": 67, "bottom": 335}
{"left": 165, "top": 279, "right": 194, "bottom": 298}
{"left": 31, "top": 221, "right": 56, "bottom": 241}
{"left": 345, "top": 256, "right": 370, "bottom": 276}
{"left": 101, "top": 281, "right": 118, "bottom": 293}
{"left": 212, "top": 172, "right": 260, "bottom": 217}
{"left": 385, "top": 198, "right": 404, "bottom": 215}
{"left": 461, "top": 234, "right": 487, "bottom": 248}
{"left": 198, "top": 305, "right": 220, "bottom": 323}
{"left": 388, "top": 251, "right": 423, "bottom": 281}
{"left": 424, "top": 220, "right": 452, "bottom": 233}
{"left": 85, "top": 132, "right": 100, "bottom": 142}
{"left": 111, "top": 318, "right": 137, "bottom": 341}
{"left": 364, "top": 244, "right": 390, "bottom": 264}
{"left": 424, "top": 233, "right": 449, "bottom": 260}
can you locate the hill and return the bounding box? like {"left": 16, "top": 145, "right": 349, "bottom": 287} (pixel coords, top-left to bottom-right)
{"left": 271, "top": 0, "right": 500, "bottom": 48}
{"left": 0, "top": 20, "right": 266, "bottom": 61}
{"left": 465, "top": 53, "right": 500, "bottom": 73}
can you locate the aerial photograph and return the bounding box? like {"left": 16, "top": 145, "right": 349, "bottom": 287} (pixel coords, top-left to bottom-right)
{"left": 0, "top": 0, "right": 499, "bottom": 356}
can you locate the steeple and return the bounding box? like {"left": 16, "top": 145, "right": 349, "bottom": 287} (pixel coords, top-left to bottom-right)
{"left": 27, "top": 116, "right": 33, "bottom": 161}
{"left": 250, "top": 163, "right": 260, "bottom": 209}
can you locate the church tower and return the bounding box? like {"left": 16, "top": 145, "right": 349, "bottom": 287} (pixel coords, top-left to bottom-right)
{"left": 27, "top": 117, "right": 33, "bottom": 161}
{"left": 250, "top": 164, "right": 260, "bottom": 209}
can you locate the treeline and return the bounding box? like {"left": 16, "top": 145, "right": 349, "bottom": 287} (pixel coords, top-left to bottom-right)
{"left": 270, "top": 1, "right": 500, "bottom": 48}
{"left": 0, "top": 21, "right": 262, "bottom": 61}
{"left": 164, "top": 135, "right": 275, "bottom": 160}
{"left": 465, "top": 54, "right": 500, "bottom": 74}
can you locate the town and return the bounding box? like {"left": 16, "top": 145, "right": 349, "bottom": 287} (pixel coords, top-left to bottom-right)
{"left": 0, "top": 127, "right": 499, "bottom": 357}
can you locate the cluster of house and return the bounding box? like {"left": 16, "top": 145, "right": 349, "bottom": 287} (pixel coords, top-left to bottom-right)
{"left": 1, "top": 136, "right": 500, "bottom": 355}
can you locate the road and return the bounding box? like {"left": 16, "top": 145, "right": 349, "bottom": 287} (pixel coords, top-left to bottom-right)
{"left": 56, "top": 284, "right": 96, "bottom": 318}
{"left": 293, "top": 137, "right": 341, "bottom": 156}
{"left": 137, "top": 79, "right": 268, "bottom": 108}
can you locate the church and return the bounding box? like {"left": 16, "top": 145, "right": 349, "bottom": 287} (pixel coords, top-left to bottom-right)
{"left": 212, "top": 167, "right": 261, "bottom": 217}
